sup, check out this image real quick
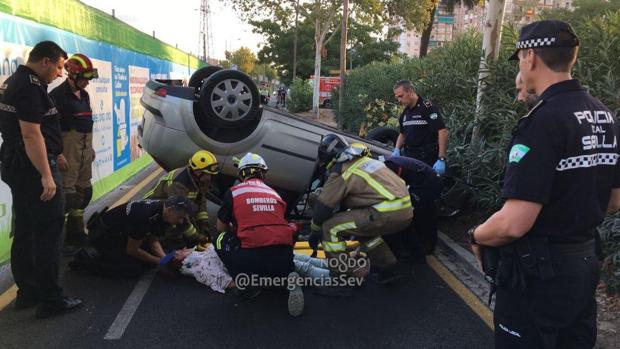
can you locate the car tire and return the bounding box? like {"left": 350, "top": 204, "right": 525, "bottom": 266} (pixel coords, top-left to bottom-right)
{"left": 322, "top": 99, "right": 332, "bottom": 108}
{"left": 199, "top": 69, "right": 261, "bottom": 128}
{"left": 188, "top": 66, "right": 222, "bottom": 93}
{"left": 366, "top": 126, "right": 398, "bottom": 148}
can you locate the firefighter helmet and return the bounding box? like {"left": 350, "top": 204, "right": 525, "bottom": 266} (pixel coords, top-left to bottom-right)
{"left": 188, "top": 150, "right": 219, "bottom": 174}
{"left": 65, "top": 53, "right": 99, "bottom": 80}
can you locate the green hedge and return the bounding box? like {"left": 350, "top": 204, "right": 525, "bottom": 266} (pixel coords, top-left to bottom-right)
{"left": 287, "top": 78, "right": 313, "bottom": 113}
{"left": 338, "top": 9, "right": 620, "bottom": 292}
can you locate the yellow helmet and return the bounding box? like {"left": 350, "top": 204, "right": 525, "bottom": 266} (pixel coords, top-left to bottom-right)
{"left": 188, "top": 150, "right": 219, "bottom": 174}
{"left": 349, "top": 143, "right": 371, "bottom": 157}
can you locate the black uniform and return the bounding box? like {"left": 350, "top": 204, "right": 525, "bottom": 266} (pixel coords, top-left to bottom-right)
{"left": 83, "top": 200, "right": 168, "bottom": 277}
{"left": 0, "top": 65, "right": 65, "bottom": 304}
{"left": 49, "top": 79, "right": 93, "bottom": 133}
{"left": 495, "top": 79, "right": 620, "bottom": 348}
{"left": 384, "top": 156, "right": 443, "bottom": 259}
{"left": 398, "top": 97, "right": 445, "bottom": 166}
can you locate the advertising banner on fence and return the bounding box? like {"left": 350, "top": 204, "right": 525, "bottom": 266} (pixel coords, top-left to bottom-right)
{"left": 0, "top": 12, "right": 197, "bottom": 265}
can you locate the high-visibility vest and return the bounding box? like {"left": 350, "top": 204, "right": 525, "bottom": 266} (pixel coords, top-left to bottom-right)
{"left": 231, "top": 179, "right": 294, "bottom": 248}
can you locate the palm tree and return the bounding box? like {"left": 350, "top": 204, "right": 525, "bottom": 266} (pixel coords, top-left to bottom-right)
{"left": 419, "top": 0, "right": 479, "bottom": 57}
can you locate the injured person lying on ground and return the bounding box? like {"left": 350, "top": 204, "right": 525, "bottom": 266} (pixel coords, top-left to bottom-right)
{"left": 162, "top": 244, "right": 369, "bottom": 294}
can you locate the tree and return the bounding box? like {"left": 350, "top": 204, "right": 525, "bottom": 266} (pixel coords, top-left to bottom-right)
{"left": 225, "top": 47, "right": 257, "bottom": 74}
{"left": 419, "top": 0, "right": 479, "bottom": 57}
{"left": 471, "top": 0, "right": 507, "bottom": 145}
{"left": 226, "top": 0, "right": 437, "bottom": 113}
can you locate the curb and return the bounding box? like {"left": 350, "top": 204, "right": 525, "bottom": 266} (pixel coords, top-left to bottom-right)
{"left": 435, "top": 230, "right": 494, "bottom": 311}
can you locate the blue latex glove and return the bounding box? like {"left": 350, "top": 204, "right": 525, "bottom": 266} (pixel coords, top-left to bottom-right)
{"left": 391, "top": 148, "right": 401, "bottom": 157}
{"left": 433, "top": 159, "right": 446, "bottom": 175}
{"left": 308, "top": 233, "right": 322, "bottom": 251}
{"left": 159, "top": 251, "right": 176, "bottom": 266}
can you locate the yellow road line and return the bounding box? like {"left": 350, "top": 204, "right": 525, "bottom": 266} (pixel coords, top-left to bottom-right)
{"left": 109, "top": 168, "right": 164, "bottom": 209}
{"left": 0, "top": 284, "right": 17, "bottom": 312}
{"left": 0, "top": 167, "right": 164, "bottom": 311}
{"left": 427, "top": 255, "right": 494, "bottom": 329}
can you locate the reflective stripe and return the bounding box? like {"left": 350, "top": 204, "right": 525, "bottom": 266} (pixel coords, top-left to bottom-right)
{"left": 216, "top": 232, "right": 226, "bottom": 250}
{"left": 68, "top": 209, "right": 84, "bottom": 218}
{"left": 323, "top": 241, "right": 347, "bottom": 252}
{"left": 143, "top": 170, "right": 176, "bottom": 198}
{"left": 71, "top": 54, "right": 88, "bottom": 69}
{"left": 310, "top": 222, "right": 321, "bottom": 232}
{"left": 342, "top": 157, "right": 395, "bottom": 200}
{"left": 329, "top": 221, "right": 356, "bottom": 242}
{"left": 0, "top": 102, "right": 16, "bottom": 113}
{"left": 365, "top": 237, "right": 384, "bottom": 250}
{"left": 181, "top": 224, "right": 197, "bottom": 236}
{"left": 372, "top": 196, "right": 412, "bottom": 212}
{"left": 196, "top": 212, "right": 209, "bottom": 220}
{"left": 231, "top": 186, "right": 281, "bottom": 199}
{"left": 187, "top": 192, "right": 198, "bottom": 199}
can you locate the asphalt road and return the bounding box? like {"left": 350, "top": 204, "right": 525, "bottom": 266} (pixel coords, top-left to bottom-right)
{"left": 0, "top": 164, "right": 493, "bottom": 349}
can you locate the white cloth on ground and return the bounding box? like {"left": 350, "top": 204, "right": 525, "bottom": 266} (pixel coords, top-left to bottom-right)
{"left": 180, "top": 245, "right": 232, "bottom": 293}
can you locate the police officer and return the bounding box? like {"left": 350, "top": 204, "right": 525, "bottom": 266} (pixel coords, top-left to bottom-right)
{"left": 144, "top": 149, "right": 218, "bottom": 249}
{"left": 309, "top": 135, "right": 413, "bottom": 291}
{"left": 0, "top": 41, "right": 83, "bottom": 318}
{"left": 392, "top": 80, "right": 448, "bottom": 175}
{"left": 468, "top": 20, "right": 620, "bottom": 348}
{"left": 214, "top": 153, "right": 303, "bottom": 316}
{"left": 384, "top": 156, "right": 443, "bottom": 262}
{"left": 74, "top": 196, "right": 197, "bottom": 278}
{"left": 50, "top": 53, "right": 98, "bottom": 246}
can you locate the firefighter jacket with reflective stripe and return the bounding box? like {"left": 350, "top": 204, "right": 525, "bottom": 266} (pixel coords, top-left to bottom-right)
{"left": 231, "top": 179, "right": 294, "bottom": 248}
{"left": 144, "top": 167, "right": 209, "bottom": 221}
{"left": 313, "top": 157, "right": 411, "bottom": 225}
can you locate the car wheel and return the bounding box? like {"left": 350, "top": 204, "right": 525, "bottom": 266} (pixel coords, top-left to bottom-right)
{"left": 366, "top": 126, "right": 398, "bottom": 148}
{"left": 199, "top": 69, "right": 261, "bottom": 128}
{"left": 188, "top": 66, "right": 222, "bottom": 93}
{"left": 322, "top": 99, "right": 332, "bottom": 108}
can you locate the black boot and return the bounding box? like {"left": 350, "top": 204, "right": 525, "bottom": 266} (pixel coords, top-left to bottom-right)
{"left": 35, "top": 297, "right": 83, "bottom": 319}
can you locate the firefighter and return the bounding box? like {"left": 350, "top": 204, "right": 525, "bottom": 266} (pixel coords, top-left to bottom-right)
{"left": 309, "top": 134, "right": 413, "bottom": 292}
{"left": 144, "top": 150, "right": 218, "bottom": 250}
{"left": 50, "top": 53, "right": 99, "bottom": 246}
{"left": 214, "top": 153, "right": 303, "bottom": 316}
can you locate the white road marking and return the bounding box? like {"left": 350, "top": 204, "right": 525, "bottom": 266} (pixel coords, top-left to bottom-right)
{"left": 104, "top": 269, "right": 157, "bottom": 340}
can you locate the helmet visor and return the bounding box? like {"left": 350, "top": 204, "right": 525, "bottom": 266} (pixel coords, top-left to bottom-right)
{"left": 80, "top": 68, "right": 99, "bottom": 80}
{"left": 199, "top": 163, "right": 219, "bottom": 175}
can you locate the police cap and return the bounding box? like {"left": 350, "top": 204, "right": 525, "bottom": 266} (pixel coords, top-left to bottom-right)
{"left": 509, "top": 20, "right": 579, "bottom": 61}
{"left": 164, "top": 195, "right": 198, "bottom": 216}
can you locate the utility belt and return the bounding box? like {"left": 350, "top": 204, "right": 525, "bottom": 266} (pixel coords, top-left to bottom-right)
{"left": 403, "top": 143, "right": 438, "bottom": 162}
{"left": 0, "top": 141, "right": 37, "bottom": 174}
{"left": 60, "top": 119, "right": 93, "bottom": 133}
{"left": 481, "top": 236, "right": 595, "bottom": 304}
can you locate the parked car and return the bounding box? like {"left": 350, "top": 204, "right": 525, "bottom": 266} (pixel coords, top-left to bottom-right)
{"left": 138, "top": 67, "right": 398, "bottom": 211}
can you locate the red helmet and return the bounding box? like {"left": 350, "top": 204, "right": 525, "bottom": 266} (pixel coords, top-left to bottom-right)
{"left": 65, "top": 53, "right": 99, "bottom": 80}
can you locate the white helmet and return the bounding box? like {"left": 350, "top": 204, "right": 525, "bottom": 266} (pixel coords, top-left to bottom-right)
{"left": 237, "top": 153, "right": 268, "bottom": 178}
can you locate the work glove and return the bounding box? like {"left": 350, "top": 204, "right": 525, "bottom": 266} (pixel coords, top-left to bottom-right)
{"left": 433, "top": 159, "right": 446, "bottom": 175}
{"left": 391, "top": 148, "right": 401, "bottom": 157}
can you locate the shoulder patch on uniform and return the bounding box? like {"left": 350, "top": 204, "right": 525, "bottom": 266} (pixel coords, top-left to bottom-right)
{"left": 423, "top": 99, "right": 433, "bottom": 108}
{"left": 29, "top": 74, "right": 41, "bottom": 86}
{"left": 508, "top": 144, "right": 530, "bottom": 163}
{"left": 429, "top": 113, "right": 438, "bottom": 120}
